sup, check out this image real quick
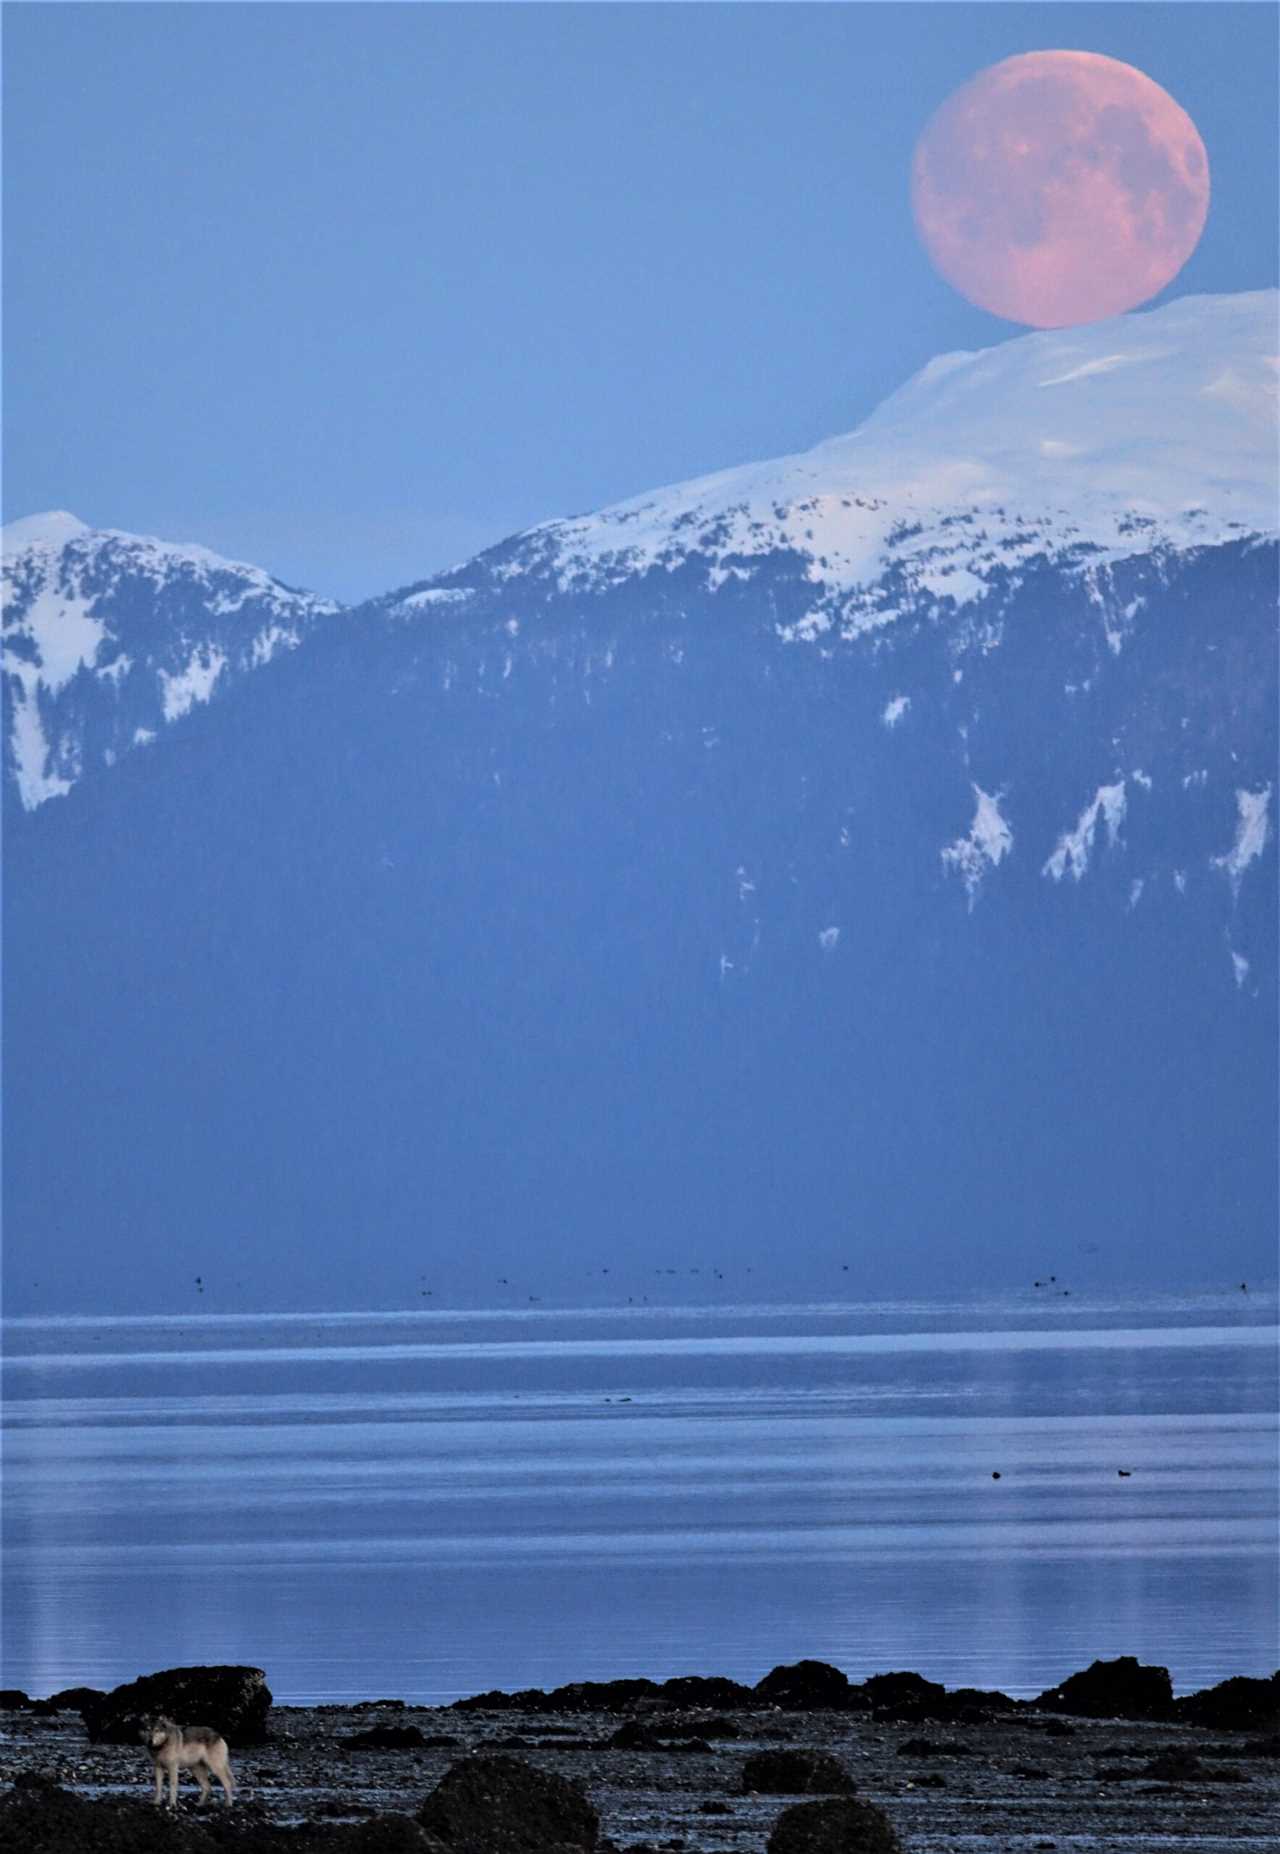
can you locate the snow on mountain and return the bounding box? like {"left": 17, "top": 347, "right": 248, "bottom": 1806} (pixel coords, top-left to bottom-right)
{"left": 4, "top": 295, "right": 1275, "bottom": 1307}
{"left": 2, "top": 515, "right": 341, "bottom": 807}
{"left": 395, "top": 290, "right": 1276, "bottom": 642}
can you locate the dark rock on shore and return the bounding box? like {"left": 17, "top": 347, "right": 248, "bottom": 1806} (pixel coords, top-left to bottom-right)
{"left": 3, "top": 1681, "right": 1280, "bottom": 1854}
{"left": 342, "top": 1724, "right": 431, "bottom": 1750}
{"left": 416, "top": 1753, "right": 599, "bottom": 1853}
{"left": 666, "top": 1715, "right": 742, "bottom": 1740}
{"left": 756, "top": 1662, "right": 852, "bottom": 1711}
{"left": 452, "top": 1673, "right": 759, "bottom": 1717}
{"left": 0, "top": 1691, "right": 34, "bottom": 1710}
{"left": 0, "top": 1774, "right": 215, "bottom": 1852}
{"left": 657, "top": 1676, "right": 757, "bottom": 1711}
{"left": 941, "top": 1687, "right": 1022, "bottom": 1721}
{"left": 895, "top": 1736, "right": 973, "bottom": 1758}
{"left": 766, "top": 1796, "right": 903, "bottom": 1853}
{"left": 37, "top": 1687, "right": 105, "bottom": 1716}
{"left": 1174, "top": 1673, "right": 1280, "bottom": 1731}
{"left": 1033, "top": 1655, "right": 1174, "bottom": 1720}
{"left": 320, "top": 1818, "right": 441, "bottom": 1852}
{"left": 742, "top": 1749, "right": 855, "bottom": 1794}
{"left": 852, "top": 1672, "right": 951, "bottom": 1722}
{"left": 455, "top": 1679, "right": 657, "bottom": 1715}
{"left": 80, "top": 1666, "right": 274, "bottom": 1746}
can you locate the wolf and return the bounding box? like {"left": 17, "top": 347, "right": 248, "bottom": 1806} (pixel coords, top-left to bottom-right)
{"left": 144, "top": 1716, "right": 236, "bottom": 1807}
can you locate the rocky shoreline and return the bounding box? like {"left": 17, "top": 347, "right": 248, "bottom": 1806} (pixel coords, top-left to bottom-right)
{"left": 1, "top": 1659, "right": 1276, "bottom": 1852}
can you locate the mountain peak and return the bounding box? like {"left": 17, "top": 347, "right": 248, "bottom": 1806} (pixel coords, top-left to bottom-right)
{"left": 2, "top": 510, "right": 90, "bottom": 554}
{"left": 3, "top": 517, "right": 339, "bottom": 809}
{"left": 409, "top": 289, "right": 1277, "bottom": 644}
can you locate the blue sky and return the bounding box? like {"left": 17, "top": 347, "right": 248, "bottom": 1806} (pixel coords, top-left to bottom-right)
{"left": 5, "top": 3, "right": 1277, "bottom": 602}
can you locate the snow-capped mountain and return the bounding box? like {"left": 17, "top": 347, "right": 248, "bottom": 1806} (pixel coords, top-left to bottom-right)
{"left": 4, "top": 292, "right": 1276, "bottom": 1312}
{"left": 359, "top": 289, "right": 1275, "bottom": 940}
{"left": 378, "top": 289, "right": 1276, "bottom": 638}
{"left": 1, "top": 512, "right": 340, "bottom": 807}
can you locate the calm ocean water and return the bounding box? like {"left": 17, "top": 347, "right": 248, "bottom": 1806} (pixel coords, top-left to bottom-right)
{"left": 2, "top": 1291, "right": 1275, "bottom": 1704}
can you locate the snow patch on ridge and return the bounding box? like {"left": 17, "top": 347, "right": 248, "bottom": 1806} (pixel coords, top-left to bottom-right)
{"left": 1044, "top": 782, "right": 1127, "bottom": 882}
{"left": 5, "top": 677, "right": 73, "bottom": 807}
{"left": 1213, "top": 786, "right": 1271, "bottom": 895}
{"left": 159, "top": 648, "right": 227, "bottom": 722}
{"left": 942, "top": 784, "right": 1012, "bottom": 906}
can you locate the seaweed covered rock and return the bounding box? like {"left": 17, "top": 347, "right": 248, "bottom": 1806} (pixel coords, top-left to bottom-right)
{"left": 79, "top": 1665, "right": 273, "bottom": 1745}
{"left": 1175, "top": 1673, "right": 1280, "bottom": 1732}
{"left": 1034, "top": 1657, "right": 1173, "bottom": 1721}
{"left": 767, "top": 1796, "right": 903, "bottom": 1854}
{"left": 743, "top": 1749, "right": 856, "bottom": 1794}
{"left": 417, "top": 1754, "right": 598, "bottom": 1853}
{"left": 756, "top": 1661, "right": 852, "bottom": 1711}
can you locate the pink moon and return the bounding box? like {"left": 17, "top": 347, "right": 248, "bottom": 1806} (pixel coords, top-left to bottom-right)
{"left": 911, "top": 50, "right": 1210, "bottom": 327}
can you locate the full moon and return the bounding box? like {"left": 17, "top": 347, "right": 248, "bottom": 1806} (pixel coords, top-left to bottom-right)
{"left": 911, "top": 50, "right": 1210, "bottom": 327}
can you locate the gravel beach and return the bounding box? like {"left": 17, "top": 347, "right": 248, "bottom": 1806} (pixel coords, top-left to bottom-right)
{"left": 1, "top": 1663, "right": 1277, "bottom": 1852}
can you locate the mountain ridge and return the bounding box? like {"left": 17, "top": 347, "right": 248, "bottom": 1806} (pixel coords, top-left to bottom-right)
{"left": 5, "top": 289, "right": 1276, "bottom": 811}
{"left": 2, "top": 513, "right": 341, "bottom": 808}
{"left": 3, "top": 291, "right": 1275, "bottom": 1309}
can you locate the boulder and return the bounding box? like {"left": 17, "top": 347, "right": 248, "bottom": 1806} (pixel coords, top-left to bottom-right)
{"left": 657, "top": 1675, "right": 755, "bottom": 1710}
{"left": 1142, "top": 1748, "right": 1203, "bottom": 1782}
{"left": 0, "top": 1777, "right": 215, "bottom": 1853}
{"left": 343, "top": 1723, "right": 430, "bottom": 1750}
{"left": 943, "top": 1687, "right": 1020, "bottom": 1720}
{"left": 766, "top": 1796, "right": 903, "bottom": 1854}
{"left": 451, "top": 1687, "right": 549, "bottom": 1713}
{"left": 756, "top": 1661, "right": 851, "bottom": 1711}
{"left": 550, "top": 1679, "right": 661, "bottom": 1714}
{"left": 417, "top": 1754, "right": 598, "bottom": 1853}
{"left": 852, "top": 1672, "right": 946, "bottom": 1720}
{"left": 608, "top": 1718, "right": 716, "bottom": 1752}
{"left": 324, "top": 1818, "right": 445, "bottom": 1853}
{"left": 0, "top": 1690, "right": 32, "bottom": 1710}
{"left": 742, "top": 1750, "right": 855, "bottom": 1794}
{"left": 79, "top": 1664, "right": 273, "bottom": 1745}
{"left": 664, "top": 1715, "right": 742, "bottom": 1740}
{"left": 1175, "top": 1673, "right": 1280, "bottom": 1732}
{"left": 37, "top": 1687, "right": 104, "bottom": 1715}
{"left": 1033, "top": 1657, "right": 1173, "bottom": 1721}
{"left": 609, "top": 1720, "right": 665, "bottom": 1750}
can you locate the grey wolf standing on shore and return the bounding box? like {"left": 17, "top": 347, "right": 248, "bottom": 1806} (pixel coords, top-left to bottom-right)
{"left": 144, "top": 1717, "right": 236, "bottom": 1807}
